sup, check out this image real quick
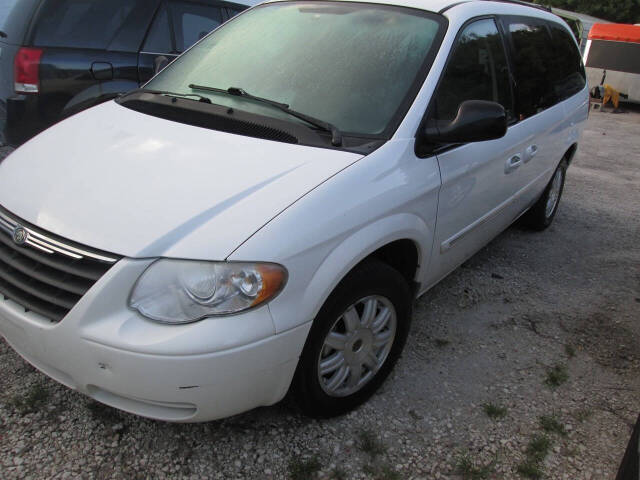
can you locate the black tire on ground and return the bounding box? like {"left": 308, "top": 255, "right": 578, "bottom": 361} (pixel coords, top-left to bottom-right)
{"left": 521, "top": 160, "right": 568, "bottom": 231}
{"left": 292, "top": 259, "right": 412, "bottom": 418}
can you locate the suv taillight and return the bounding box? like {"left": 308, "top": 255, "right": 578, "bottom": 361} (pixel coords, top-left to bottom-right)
{"left": 14, "top": 47, "right": 43, "bottom": 94}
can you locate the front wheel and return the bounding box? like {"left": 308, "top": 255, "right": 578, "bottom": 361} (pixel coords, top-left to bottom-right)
{"left": 292, "top": 259, "right": 412, "bottom": 418}
{"left": 522, "top": 160, "right": 567, "bottom": 231}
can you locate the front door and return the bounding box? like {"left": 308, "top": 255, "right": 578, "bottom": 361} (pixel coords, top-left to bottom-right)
{"left": 424, "top": 17, "right": 532, "bottom": 284}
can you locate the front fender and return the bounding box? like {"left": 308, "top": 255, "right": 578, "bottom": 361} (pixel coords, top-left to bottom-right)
{"left": 228, "top": 138, "right": 441, "bottom": 334}
{"left": 236, "top": 212, "right": 432, "bottom": 334}
{"left": 299, "top": 213, "right": 429, "bottom": 321}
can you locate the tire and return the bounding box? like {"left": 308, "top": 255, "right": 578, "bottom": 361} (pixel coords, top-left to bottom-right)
{"left": 522, "top": 160, "right": 567, "bottom": 231}
{"left": 292, "top": 259, "right": 412, "bottom": 418}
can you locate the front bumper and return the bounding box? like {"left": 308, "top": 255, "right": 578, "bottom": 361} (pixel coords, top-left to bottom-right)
{"left": 0, "top": 258, "right": 310, "bottom": 422}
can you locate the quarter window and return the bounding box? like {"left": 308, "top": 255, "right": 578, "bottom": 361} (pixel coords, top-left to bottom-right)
{"left": 547, "top": 22, "right": 586, "bottom": 102}
{"left": 143, "top": 4, "right": 173, "bottom": 53}
{"left": 168, "top": 1, "right": 223, "bottom": 52}
{"left": 432, "top": 19, "right": 513, "bottom": 122}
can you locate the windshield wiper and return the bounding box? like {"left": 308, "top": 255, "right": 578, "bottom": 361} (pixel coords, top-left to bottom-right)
{"left": 121, "top": 88, "right": 212, "bottom": 104}
{"left": 189, "top": 84, "right": 343, "bottom": 146}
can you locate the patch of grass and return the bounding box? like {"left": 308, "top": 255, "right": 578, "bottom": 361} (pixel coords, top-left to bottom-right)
{"left": 544, "top": 364, "right": 569, "bottom": 388}
{"left": 540, "top": 415, "right": 567, "bottom": 436}
{"left": 435, "top": 338, "right": 450, "bottom": 347}
{"left": 331, "top": 467, "right": 347, "bottom": 480}
{"left": 526, "top": 434, "right": 552, "bottom": 463}
{"left": 9, "top": 383, "right": 49, "bottom": 415}
{"left": 516, "top": 460, "right": 544, "bottom": 479}
{"left": 363, "top": 464, "right": 377, "bottom": 476}
{"left": 483, "top": 403, "right": 508, "bottom": 420}
{"left": 363, "top": 464, "right": 401, "bottom": 480}
{"left": 378, "top": 465, "right": 401, "bottom": 480}
{"left": 572, "top": 408, "right": 593, "bottom": 423}
{"left": 456, "top": 453, "right": 495, "bottom": 480}
{"left": 516, "top": 433, "right": 553, "bottom": 479}
{"left": 564, "top": 344, "right": 576, "bottom": 358}
{"left": 358, "top": 430, "right": 386, "bottom": 458}
{"left": 288, "top": 456, "right": 321, "bottom": 480}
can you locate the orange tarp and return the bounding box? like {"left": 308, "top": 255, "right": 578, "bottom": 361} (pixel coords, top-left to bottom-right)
{"left": 589, "top": 24, "right": 640, "bottom": 44}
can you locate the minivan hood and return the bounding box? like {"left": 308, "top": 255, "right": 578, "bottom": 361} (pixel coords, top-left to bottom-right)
{"left": 0, "top": 101, "right": 362, "bottom": 259}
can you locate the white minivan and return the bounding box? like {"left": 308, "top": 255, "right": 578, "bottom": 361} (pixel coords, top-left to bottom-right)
{"left": 0, "top": 0, "right": 588, "bottom": 422}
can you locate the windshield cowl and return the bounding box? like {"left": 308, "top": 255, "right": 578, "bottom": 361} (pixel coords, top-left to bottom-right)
{"left": 116, "top": 91, "right": 384, "bottom": 154}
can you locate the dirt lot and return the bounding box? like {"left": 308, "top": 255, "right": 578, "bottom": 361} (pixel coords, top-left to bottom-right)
{"left": 1, "top": 109, "right": 639, "bottom": 480}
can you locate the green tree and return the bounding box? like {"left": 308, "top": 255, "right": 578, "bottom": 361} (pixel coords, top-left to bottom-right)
{"left": 533, "top": 0, "right": 640, "bottom": 24}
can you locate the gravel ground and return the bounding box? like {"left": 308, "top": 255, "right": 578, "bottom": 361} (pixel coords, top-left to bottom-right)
{"left": 1, "top": 110, "right": 639, "bottom": 480}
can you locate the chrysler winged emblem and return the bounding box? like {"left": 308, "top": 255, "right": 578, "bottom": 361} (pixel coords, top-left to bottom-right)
{"left": 12, "top": 226, "right": 28, "bottom": 246}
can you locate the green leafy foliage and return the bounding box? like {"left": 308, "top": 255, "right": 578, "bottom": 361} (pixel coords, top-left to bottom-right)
{"left": 533, "top": 0, "right": 640, "bottom": 24}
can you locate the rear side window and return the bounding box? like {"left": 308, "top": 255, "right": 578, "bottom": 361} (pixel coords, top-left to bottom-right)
{"left": 505, "top": 18, "right": 556, "bottom": 119}
{"left": 143, "top": 4, "right": 173, "bottom": 53}
{"left": 168, "top": 1, "right": 223, "bottom": 52}
{"left": 433, "top": 18, "right": 514, "bottom": 122}
{"left": 31, "top": 0, "right": 136, "bottom": 49}
{"left": 547, "top": 22, "right": 586, "bottom": 102}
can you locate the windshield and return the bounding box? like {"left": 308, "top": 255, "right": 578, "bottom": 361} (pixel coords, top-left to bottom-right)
{"left": 147, "top": 1, "right": 445, "bottom": 137}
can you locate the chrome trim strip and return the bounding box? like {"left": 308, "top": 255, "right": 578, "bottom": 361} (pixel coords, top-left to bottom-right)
{"left": 27, "top": 229, "right": 108, "bottom": 260}
{"left": 0, "top": 216, "right": 13, "bottom": 233}
{"left": 440, "top": 168, "right": 553, "bottom": 253}
{"left": 28, "top": 236, "right": 80, "bottom": 258}
{"left": 25, "top": 239, "right": 55, "bottom": 255}
{"left": 0, "top": 209, "right": 118, "bottom": 263}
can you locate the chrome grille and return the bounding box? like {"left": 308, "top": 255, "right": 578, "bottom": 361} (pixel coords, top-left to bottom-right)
{"left": 0, "top": 206, "right": 120, "bottom": 323}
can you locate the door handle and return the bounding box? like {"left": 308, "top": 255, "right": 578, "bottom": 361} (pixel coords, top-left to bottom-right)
{"left": 505, "top": 154, "right": 522, "bottom": 174}
{"left": 524, "top": 145, "right": 538, "bottom": 163}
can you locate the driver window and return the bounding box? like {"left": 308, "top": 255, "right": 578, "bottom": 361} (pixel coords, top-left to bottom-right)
{"left": 433, "top": 18, "right": 514, "bottom": 123}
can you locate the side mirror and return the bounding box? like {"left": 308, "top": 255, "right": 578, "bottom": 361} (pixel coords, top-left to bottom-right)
{"left": 424, "top": 100, "right": 507, "bottom": 144}
{"left": 154, "top": 55, "right": 170, "bottom": 75}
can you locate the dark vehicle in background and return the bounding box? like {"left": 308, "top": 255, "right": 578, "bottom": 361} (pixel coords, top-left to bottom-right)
{"left": 0, "top": 0, "right": 253, "bottom": 146}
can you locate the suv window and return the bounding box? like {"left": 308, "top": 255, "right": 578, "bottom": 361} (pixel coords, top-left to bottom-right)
{"left": 143, "top": 4, "right": 173, "bottom": 53}
{"left": 31, "top": 0, "right": 136, "bottom": 49}
{"left": 504, "top": 18, "right": 556, "bottom": 119}
{"left": 0, "top": 0, "right": 18, "bottom": 31}
{"left": 432, "top": 18, "right": 513, "bottom": 122}
{"left": 1, "top": 0, "right": 39, "bottom": 44}
{"left": 169, "top": 1, "right": 223, "bottom": 52}
{"left": 547, "top": 22, "right": 586, "bottom": 102}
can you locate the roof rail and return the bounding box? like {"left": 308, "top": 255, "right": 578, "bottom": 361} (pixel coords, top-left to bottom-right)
{"left": 441, "top": 0, "right": 553, "bottom": 14}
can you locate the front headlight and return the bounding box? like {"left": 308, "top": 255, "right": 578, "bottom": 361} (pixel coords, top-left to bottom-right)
{"left": 129, "top": 259, "right": 287, "bottom": 324}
